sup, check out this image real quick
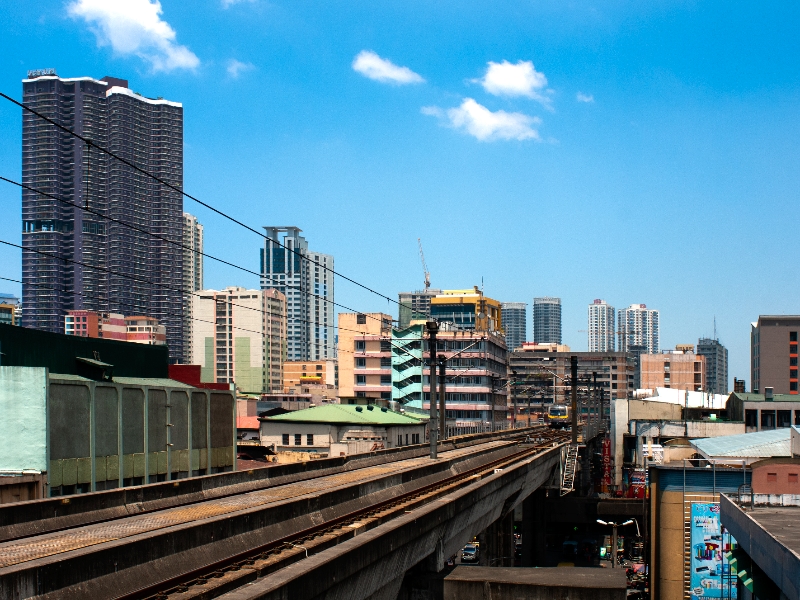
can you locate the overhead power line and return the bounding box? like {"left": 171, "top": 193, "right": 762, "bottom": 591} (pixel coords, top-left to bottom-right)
{"left": 0, "top": 174, "right": 388, "bottom": 331}
{"left": 0, "top": 90, "right": 416, "bottom": 317}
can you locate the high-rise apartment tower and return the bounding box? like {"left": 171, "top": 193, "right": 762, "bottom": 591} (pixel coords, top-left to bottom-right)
{"left": 260, "top": 227, "right": 334, "bottom": 361}
{"left": 501, "top": 302, "right": 527, "bottom": 351}
{"left": 588, "top": 299, "right": 615, "bottom": 352}
{"left": 533, "top": 297, "right": 561, "bottom": 344}
{"left": 21, "top": 71, "right": 184, "bottom": 358}
{"left": 618, "top": 304, "right": 659, "bottom": 355}
{"left": 697, "top": 337, "right": 728, "bottom": 394}
{"left": 398, "top": 289, "right": 442, "bottom": 329}
{"left": 182, "top": 213, "right": 203, "bottom": 362}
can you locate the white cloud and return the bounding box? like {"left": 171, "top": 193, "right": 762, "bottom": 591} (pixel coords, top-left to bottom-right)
{"left": 352, "top": 50, "right": 424, "bottom": 85}
{"left": 68, "top": 0, "right": 199, "bottom": 72}
{"left": 227, "top": 59, "right": 254, "bottom": 78}
{"left": 576, "top": 92, "right": 594, "bottom": 103}
{"left": 221, "top": 0, "right": 256, "bottom": 8}
{"left": 477, "top": 60, "right": 551, "bottom": 107}
{"left": 423, "top": 98, "right": 540, "bottom": 142}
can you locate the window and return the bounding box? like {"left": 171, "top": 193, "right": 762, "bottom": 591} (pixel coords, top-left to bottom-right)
{"left": 405, "top": 433, "right": 409, "bottom": 445}
{"left": 694, "top": 373, "right": 702, "bottom": 383}
{"left": 380, "top": 375, "right": 391, "bottom": 385}
{"left": 779, "top": 410, "right": 792, "bottom": 428}
{"left": 356, "top": 358, "right": 366, "bottom": 369}
{"left": 790, "top": 473, "right": 799, "bottom": 483}
{"left": 355, "top": 340, "right": 366, "bottom": 351}
{"left": 397, "top": 435, "right": 403, "bottom": 446}
{"left": 307, "top": 434, "right": 314, "bottom": 445}
{"left": 767, "top": 472, "right": 777, "bottom": 483}
{"left": 792, "top": 344, "right": 798, "bottom": 355}
{"left": 316, "top": 365, "right": 323, "bottom": 371}
{"left": 380, "top": 341, "right": 391, "bottom": 352}
{"left": 694, "top": 362, "right": 701, "bottom": 372}
{"left": 380, "top": 357, "right": 391, "bottom": 367}
{"left": 792, "top": 369, "right": 798, "bottom": 379}
{"left": 761, "top": 410, "right": 776, "bottom": 430}
{"left": 792, "top": 332, "right": 798, "bottom": 342}
{"left": 282, "top": 434, "right": 289, "bottom": 445}
{"left": 792, "top": 357, "right": 798, "bottom": 366}
{"left": 294, "top": 434, "right": 302, "bottom": 445}
{"left": 792, "top": 382, "right": 798, "bottom": 392}
{"left": 745, "top": 410, "right": 757, "bottom": 428}
{"left": 357, "top": 314, "right": 367, "bottom": 324}
{"left": 356, "top": 375, "right": 367, "bottom": 386}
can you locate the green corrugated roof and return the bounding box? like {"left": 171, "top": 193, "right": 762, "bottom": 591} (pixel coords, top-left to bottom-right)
{"left": 730, "top": 392, "right": 800, "bottom": 403}
{"left": 691, "top": 428, "right": 792, "bottom": 458}
{"left": 265, "top": 403, "right": 424, "bottom": 425}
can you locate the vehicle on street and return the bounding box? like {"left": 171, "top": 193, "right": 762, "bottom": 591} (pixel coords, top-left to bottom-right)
{"left": 461, "top": 543, "right": 480, "bottom": 563}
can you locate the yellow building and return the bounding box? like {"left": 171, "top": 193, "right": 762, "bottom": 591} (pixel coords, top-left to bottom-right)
{"left": 283, "top": 360, "right": 337, "bottom": 392}
{"left": 429, "top": 287, "right": 503, "bottom": 333}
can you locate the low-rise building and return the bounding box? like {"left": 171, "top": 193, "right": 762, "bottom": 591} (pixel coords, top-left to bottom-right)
{"left": 0, "top": 293, "right": 19, "bottom": 326}
{"left": 124, "top": 316, "right": 166, "bottom": 345}
{"left": 640, "top": 347, "right": 706, "bottom": 392}
{"left": 727, "top": 389, "right": 800, "bottom": 432}
{"left": 283, "top": 359, "right": 337, "bottom": 391}
{"left": 260, "top": 403, "right": 426, "bottom": 459}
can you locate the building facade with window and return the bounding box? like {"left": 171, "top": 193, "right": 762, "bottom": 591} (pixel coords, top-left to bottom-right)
{"left": 21, "top": 72, "right": 184, "bottom": 359}
{"left": 751, "top": 315, "right": 800, "bottom": 395}
{"left": 191, "top": 287, "right": 286, "bottom": 393}
{"left": 501, "top": 302, "right": 527, "bottom": 352}
{"left": 588, "top": 299, "right": 615, "bottom": 352}
{"left": 617, "top": 303, "right": 659, "bottom": 354}
{"left": 337, "top": 312, "right": 393, "bottom": 400}
{"left": 182, "top": 213, "right": 203, "bottom": 362}
{"left": 726, "top": 391, "right": 800, "bottom": 432}
{"left": 260, "top": 227, "right": 334, "bottom": 361}
{"left": 640, "top": 347, "right": 706, "bottom": 392}
{"left": 398, "top": 288, "right": 442, "bottom": 329}
{"left": 533, "top": 297, "right": 561, "bottom": 344}
{"left": 282, "top": 359, "right": 337, "bottom": 392}
{"left": 260, "top": 403, "right": 426, "bottom": 457}
{"left": 697, "top": 336, "right": 728, "bottom": 394}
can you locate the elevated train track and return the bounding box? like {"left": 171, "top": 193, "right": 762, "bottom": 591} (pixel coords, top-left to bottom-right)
{"left": 0, "top": 426, "right": 567, "bottom": 600}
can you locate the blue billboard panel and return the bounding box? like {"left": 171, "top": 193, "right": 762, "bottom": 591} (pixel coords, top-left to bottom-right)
{"left": 689, "top": 503, "right": 737, "bottom": 599}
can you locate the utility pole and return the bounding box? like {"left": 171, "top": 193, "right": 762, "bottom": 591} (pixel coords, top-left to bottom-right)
{"left": 426, "top": 321, "right": 439, "bottom": 459}
{"left": 592, "top": 371, "right": 598, "bottom": 431}
{"left": 439, "top": 353, "right": 446, "bottom": 439}
{"left": 510, "top": 369, "right": 517, "bottom": 429}
{"left": 571, "top": 356, "right": 578, "bottom": 444}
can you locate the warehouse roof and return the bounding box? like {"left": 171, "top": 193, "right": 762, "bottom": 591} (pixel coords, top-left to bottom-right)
{"left": 263, "top": 403, "right": 424, "bottom": 425}
{"left": 729, "top": 392, "right": 800, "bottom": 403}
{"left": 692, "top": 428, "right": 792, "bottom": 460}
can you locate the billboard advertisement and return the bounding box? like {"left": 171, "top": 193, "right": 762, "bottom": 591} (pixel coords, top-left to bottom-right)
{"left": 689, "top": 503, "right": 737, "bottom": 599}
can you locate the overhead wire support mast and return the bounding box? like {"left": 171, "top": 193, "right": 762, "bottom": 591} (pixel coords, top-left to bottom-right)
{"left": 0, "top": 91, "right": 418, "bottom": 319}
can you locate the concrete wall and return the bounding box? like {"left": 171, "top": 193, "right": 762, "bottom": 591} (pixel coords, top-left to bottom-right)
{"left": 751, "top": 458, "right": 800, "bottom": 494}
{"left": 0, "top": 367, "right": 48, "bottom": 473}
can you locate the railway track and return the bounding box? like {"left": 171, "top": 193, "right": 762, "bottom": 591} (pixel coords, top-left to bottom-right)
{"left": 121, "top": 429, "right": 569, "bottom": 600}
{"left": 0, "top": 428, "right": 566, "bottom": 599}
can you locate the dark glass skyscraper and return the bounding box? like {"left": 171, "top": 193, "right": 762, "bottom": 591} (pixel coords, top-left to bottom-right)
{"left": 21, "top": 72, "right": 184, "bottom": 359}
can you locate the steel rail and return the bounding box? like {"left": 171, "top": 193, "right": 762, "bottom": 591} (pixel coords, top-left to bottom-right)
{"left": 114, "top": 430, "right": 568, "bottom": 600}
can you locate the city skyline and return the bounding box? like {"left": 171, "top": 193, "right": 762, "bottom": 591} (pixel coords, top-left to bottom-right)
{"left": 1, "top": 2, "right": 798, "bottom": 387}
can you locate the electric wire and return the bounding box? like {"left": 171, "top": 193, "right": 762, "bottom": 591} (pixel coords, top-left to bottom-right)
{"left": 0, "top": 90, "right": 418, "bottom": 317}
{"left": 1, "top": 175, "right": 387, "bottom": 333}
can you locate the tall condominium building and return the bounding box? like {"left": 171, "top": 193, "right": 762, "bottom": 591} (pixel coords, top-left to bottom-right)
{"left": 751, "top": 316, "right": 800, "bottom": 395}
{"left": 533, "top": 297, "right": 561, "bottom": 344}
{"left": 588, "top": 299, "right": 615, "bottom": 352}
{"left": 697, "top": 337, "right": 728, "bottom": 394}
{"left": 182, "top": 213, "right": 203, "bottom": 362}
{"left": 191, "top": 287, "right": 286, "bottom": 393}
{"left": 21, "top": 71, "right": 184, "bottom": 359}
{"left": 618, "top": 304, "right": 659, "bottom": 354}
{"left": 398, "top": 288, "right": 442, "bottom": 328}
{"left": 501, "top": 302, "right": 527, "bottom": 351}
{"left": 260, "top": 227, "right": 334, "bottom": 361}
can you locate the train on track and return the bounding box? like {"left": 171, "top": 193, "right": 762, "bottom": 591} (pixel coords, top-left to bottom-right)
{"left": 547, "top": 404, "right": 571, "bottom": 428}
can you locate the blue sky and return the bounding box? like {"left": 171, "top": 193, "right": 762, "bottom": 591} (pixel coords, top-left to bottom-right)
{"left": 1, "top": 1, "right": 799, "bottom": 387}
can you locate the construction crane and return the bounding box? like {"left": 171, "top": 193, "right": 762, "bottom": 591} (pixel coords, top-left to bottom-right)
{"left": 418, "top": 238, "right": 430, "bottom": 290}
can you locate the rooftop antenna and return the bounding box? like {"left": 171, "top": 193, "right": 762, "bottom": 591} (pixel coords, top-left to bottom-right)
{"left": 713, "top": 316, "right": 717, "bottom": 341}
{"left": 417, "top": 238, "right": 430, "bottom": 290}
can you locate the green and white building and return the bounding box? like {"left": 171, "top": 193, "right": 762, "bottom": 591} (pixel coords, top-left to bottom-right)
{"left": 191, "top": 287, "right": 286, "bottom": 393}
